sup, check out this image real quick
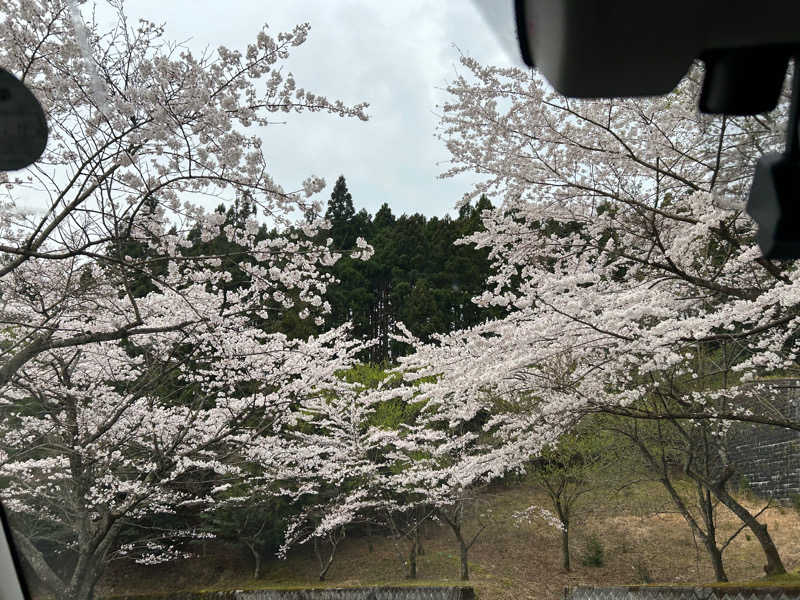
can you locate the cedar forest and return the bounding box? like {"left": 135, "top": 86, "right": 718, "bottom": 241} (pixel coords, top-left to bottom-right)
{"left": 191, "top": 176, "right": 501, "bottom": 358}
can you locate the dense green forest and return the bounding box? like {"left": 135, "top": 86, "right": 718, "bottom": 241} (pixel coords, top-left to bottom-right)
{"left": 185, "top": 175, "right": 500, "bottom": 363}
{"left": 320, "top": 176, "right": 501, "bottom": 361}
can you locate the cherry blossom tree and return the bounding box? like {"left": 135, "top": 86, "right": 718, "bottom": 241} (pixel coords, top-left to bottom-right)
{"left": 430, "top": 55, "right": 798, "bottom": 425}
{"left": 270, "top": 359, "right": 504, "bottom": 582}
{"left": 0, "top": 321, "right": 360, "bottom": 600}
{"left": 398, "top": 400, "right": 527, "bottom": 582}
{"left": 0, "top": 0, "right": 369, "bottom": 386}
{"left": 388, "top": 57, "right": 800, "bottom": 575}
{"left": 269, "top": 375, "right": 406, "bottom": 581}
{"left": 0, "top": 2, "right": 375, "bottom": 598}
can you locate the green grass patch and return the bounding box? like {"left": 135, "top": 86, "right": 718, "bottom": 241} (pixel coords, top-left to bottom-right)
{"left": 707, "top": 569, "right": 800, "bottom": 589}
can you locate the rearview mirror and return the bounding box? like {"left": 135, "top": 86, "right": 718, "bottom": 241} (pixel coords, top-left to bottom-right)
{"left": 508, "top": 0, "right": 800, "bottom": 115}
{"left": 0, "top": 69, "right": 48, "bottom": 171}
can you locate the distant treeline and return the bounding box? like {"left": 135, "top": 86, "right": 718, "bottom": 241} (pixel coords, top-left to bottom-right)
{"left": 132, "top": 175, "right": 499, "bottom": 364}
{"left": 317, "top": 175, "right": 500, "bottom": 362}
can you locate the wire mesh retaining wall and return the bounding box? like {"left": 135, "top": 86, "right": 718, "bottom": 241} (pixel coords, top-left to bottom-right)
{"left": 237, "top": 588, "right": 475, "bottom": 600}
{"left": 566, "top": 586, "right": 800, "bottom": 600}
{"left": 726, "top": 379, "right": 800, "bottom": 501}
{"left": 134, "top": 588, "right": 474, "bottom": 600}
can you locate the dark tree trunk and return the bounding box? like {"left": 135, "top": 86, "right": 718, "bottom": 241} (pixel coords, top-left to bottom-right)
{"left": 459, "top": 539, "right": 469, "bottom": 581}
{"left": 440, "top": 512, "right": 469, "bottom": 580}
{"left": 657, "top": 476, "right": 730, "bottom": 582}
{"left": 448, "top": 521, "right": 470, "bottom": 581}
{"left": 407, "top": 536, "right": 417, "bottom": 579}
{"left": 624, "top": 429, "right": 730, "bottom": 583}
{"left": 685, "top": 455, "right": 785, "bottom": 576}
{"left": 12, "top": 531, "right": 65, "bottom": 595}
{"left": 313, "top": 532, "right": 342, "bottom": 582}
{"left": 705, "top": 541, "right": 728, "bottom": 583}
{"left": 696, "top": 485, "right": 728, "bottom": 582}
{"left": 709, "top": 483, "right": 785, "bottom": 575}
{"left": 246, "top": 542, "right": 262, "bottom": 579}
{"left": 553, "top": 499, "right": 570, "bottom": 573}
{"left": 14, "top": 518, "right": 122, "bottom": 600}
{"left": 438, "top": 505, "right": 483, "bottom": 582}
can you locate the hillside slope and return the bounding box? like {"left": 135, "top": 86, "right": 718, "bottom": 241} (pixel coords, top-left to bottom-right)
{"left": 92, "top": 481, "right": 800, "bottom": 600}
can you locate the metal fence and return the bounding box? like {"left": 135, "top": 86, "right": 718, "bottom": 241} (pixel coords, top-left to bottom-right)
{"left": 237, "top": 589, "right": 474, "bottom": 600}
{"left": 146, "top": 588, "right": 474, "bottom": 600}
{"left": 567, "top": 586, "right": 800, "bottom": 600}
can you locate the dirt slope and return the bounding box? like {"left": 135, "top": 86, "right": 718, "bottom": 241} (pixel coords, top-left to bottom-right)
{"left": 92, "top": 481, "right": 800, "bottom": 600}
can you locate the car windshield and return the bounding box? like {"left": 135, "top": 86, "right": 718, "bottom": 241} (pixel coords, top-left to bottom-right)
{"left": 1, "top": 3, "right": 799, "bottom": 600}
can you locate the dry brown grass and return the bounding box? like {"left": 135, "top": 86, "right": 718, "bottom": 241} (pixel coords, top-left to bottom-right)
{"left": 93, "top": 480, "right": 800, "bottom": 600}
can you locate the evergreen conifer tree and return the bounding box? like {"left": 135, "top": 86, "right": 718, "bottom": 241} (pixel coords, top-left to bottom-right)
{"left": 326, "top": 175, "right": 357, "bottom": 249}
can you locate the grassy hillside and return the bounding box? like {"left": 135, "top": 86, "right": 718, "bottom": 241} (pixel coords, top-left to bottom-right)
{"left": 88, "top": 479, "right": 800, "bottom": 600}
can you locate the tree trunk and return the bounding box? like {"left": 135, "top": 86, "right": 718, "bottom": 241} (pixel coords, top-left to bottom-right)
{"left": 438, "top": 505, "right": 482, "bottom": 582}
{"left": 60, "top": 574, "right": 100, "bottom": 600}
{"left": 246, "top": 542, "right": 262, "bottom": 579}
{"left": 657, "top": 476, "right": 730, "bottom": 582}
{"left": 70, "top": 519, "right": 123, "bottom": 600}
{"left": 459, "top": 539, "right": 469, "bottom": 581}
{"left": 407, "top": 536, "right": 417, "bottom": 579}
{"left": 13, "top": 520, "right": 122, "bottom": 600}
{"left": 709, "top": 483, "right": 785, "bottom": 575}
{"left": 13, "top": 531, "right": 67, "bottom": 597}
{"left": 416, "top": 516, "right": 425, "bottom": 556}
{"left": 696, "top": 485, "right": 727, "bottom": 583}
{"left": 623, "top": 428, "right": 732, "bottom": 583}
{"left": 561, "top": 521, "right": 570, "bottom": 572}
{"left": 319, "top": 557, "right": 334, "bottom": 581}
{"left": 314, "top": 534, "right": 340, "bottom": 582}
{"left": 553, "top": 498, "right": 570, "bottom": 573}
{"left": 704, "top": 540, "right": 727, "bottom": 583}
{"left": 440, "top": 510, "right": 470, "bottom": 581}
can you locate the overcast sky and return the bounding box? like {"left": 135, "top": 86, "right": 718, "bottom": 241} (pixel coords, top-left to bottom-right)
{"left": 100, "top": 1, "right": 515, "bottom": 219}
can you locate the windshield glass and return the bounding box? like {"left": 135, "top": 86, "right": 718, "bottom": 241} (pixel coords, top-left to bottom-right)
{"left": 1, "top": 3, "right": 799, "bottom": 600}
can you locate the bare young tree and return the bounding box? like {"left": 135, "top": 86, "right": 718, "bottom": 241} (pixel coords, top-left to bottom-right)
{"left": 435, "top": 491, "right": 487, "bottom": 582}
